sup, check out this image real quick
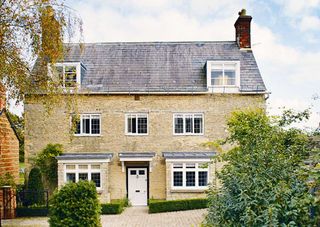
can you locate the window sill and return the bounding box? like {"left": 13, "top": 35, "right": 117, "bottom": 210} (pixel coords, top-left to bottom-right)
{"left": 170, "top": 188, "right": 208, "bottom": 193}
{"left": 125, "top": 134, "right": 149, "bottom": 136}
{"left": 173, "top": 134, "right": 204, "bottom": 136}
{"left": 97, "top": 189, "right": 104, "bottom": 194}
{"left": 74, "top": 134, "right": 102, "bottom": 137}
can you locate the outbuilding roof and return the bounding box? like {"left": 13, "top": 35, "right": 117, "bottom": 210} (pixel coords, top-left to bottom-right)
{"left": 61, "top": 41, "right": 266, "bottom": 93}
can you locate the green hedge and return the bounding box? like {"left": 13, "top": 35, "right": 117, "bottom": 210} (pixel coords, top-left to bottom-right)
{"left": 149, "top": 198, "right": 208, "bottom": 213}
{"left": 101, "top": 198, "right": 129, "bottom": 214}
{"left": 16, "top": 207, "right": 48, "bottom": 217}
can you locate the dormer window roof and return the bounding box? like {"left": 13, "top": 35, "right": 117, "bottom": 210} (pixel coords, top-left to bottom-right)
{"left": 50, "top": 62, "right": 85, "bottom": 88}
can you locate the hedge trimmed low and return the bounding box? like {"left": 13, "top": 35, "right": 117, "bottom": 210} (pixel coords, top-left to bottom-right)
{"left": 149, "top": 198, "right": 208, "bottom": 213}
{"left": 16, "top": 207, "right": 48, "bottom": 217}
{"left": 101, "top": 198, "right": 129, "bottom": 214}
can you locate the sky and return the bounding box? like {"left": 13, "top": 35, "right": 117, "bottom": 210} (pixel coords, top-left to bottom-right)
{"left": 12, "top": 0, "right": 320, "bottom": 130}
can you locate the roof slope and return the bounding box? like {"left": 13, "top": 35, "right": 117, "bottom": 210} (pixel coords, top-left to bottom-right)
{"left": 62, "top": 41, "right": 266, "bottom": 93}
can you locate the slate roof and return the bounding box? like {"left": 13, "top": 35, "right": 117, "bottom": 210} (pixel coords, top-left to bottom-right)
{"left": 163, "top": 152, "right": 216, "bottom": 159}
{"left": 56, "top": 152, "right": 113, "bottom": 160}
{"left": 61, "top": 41, "right": 266, "bottom": 93}
{"left": 119, "top": 152, "right": 155, "bottom": 158}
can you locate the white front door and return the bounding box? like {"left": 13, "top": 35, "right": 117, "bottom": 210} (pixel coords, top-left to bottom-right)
{"left": 128, "top": 168, "right": 148, "bottom": 206}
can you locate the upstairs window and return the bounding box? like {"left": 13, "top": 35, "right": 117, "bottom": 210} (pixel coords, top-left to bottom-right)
{"left": 206, "top": 61, "right": 240, "bottom": 87}
{"left": 126, "top": 113, "right": 148, "bottom": 135}
{"left": 173, "top": 113, "right": 204, "bottom": 135}
{"left": 51, "top": 62, "right": 83, "bottom": 88}
{"left": 73, "top": 114, "right": 101, "bottom": 136}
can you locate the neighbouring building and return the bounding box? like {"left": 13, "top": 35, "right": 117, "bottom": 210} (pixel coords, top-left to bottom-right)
{"left": 0, "top": 86, "right": 19, "bottom": 218}
{"left": 25, "top": 10, "right": 268, "bottom": 205}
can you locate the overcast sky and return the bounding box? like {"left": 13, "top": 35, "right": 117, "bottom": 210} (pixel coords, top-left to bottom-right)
{"left": 13, "top": 0, "right": 320, "bottom": 130}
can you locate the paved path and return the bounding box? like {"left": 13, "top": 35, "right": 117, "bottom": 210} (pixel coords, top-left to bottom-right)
{"left": 2, "top": 207, "right": 207, "bottom": 227}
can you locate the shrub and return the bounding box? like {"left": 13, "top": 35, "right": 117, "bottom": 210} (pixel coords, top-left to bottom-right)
{"left": 26, "top": 167, "right": 44, "bottom": 206}
{"left": 149, "top": 198, "right": 208, "bottom": 213}
{"left": 101, "top": 198, "right": 129, "bottom": 214}
{"left": 49, "top": 181, "right": 101, "bottom": 227}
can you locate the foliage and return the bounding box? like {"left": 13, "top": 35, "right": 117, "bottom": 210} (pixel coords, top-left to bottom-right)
{"left": 0, "top": 0, "right": 82, "bottom": 103}
{"left": 49, "top": 180, "right": 101, "bottom": 227}
{"left": 148, "top": 198, "right": 208, "bottom": 213}
{"left": 0, "top": 172, "right": 16, "bottom": 187}
{"left": 35, "top": 143, "right": 63, "bottom": 188}
{"left": 16, "top": 206, "right": 48, "bottom": 217}
{"left": 101, "top": 198, "right": 130, "bottom": 214}
{"left": 27, "top": 167, "right": 45, "bottom": 205}
{"left": 6, "top": 110, "right": 24, "bottom": 162}
{"left": 205, "top": 108, "right": 320, "bottom": 226}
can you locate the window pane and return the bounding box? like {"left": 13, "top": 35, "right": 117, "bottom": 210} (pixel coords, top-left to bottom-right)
{"left": 211, "top": 70, "right": 223, "bottom": 86}
{"left": 91, "top": 116, "right": 100, "bottom": 134}
{"left": 65, "top": 66, "right": 77, "bottom": 87}
{"left": 79, "top": 173, "right": 88, "bottom": 181}
{"left": 139, "top": 170, "right": 145, "bottom": 175}
{"left": 173, "top": 163, "right": 183, "bottom": 168}
{"left": 66, "top": 165, "right": 76, "bottom": 170}
{"left": 194, "top": 115, "right": 203, "bottom": 134}
{"left": 127, "top": 116, "right": 132, "bottom": 133}
{"left": 130, "top": 170, "right": 136, "bottom": 175}
{"left": 186, "top": 163, "right": 196, "bottom": 168}
{"left": 91, "top": 165, "right": 100, "bottom": 170}
{"left": 54, "top": 66, "right": 64, "bottom": 85}
{"left": 224, "top": 70, "right": 236, "bottom": 85}
{"left": 138, "top": 117, "right": 147, "bottom": 134}
{"left": 186, "top": 172, "right": 195, "bottom": 186}
{"left": 91, "top": 173, "right": 101, "bottom": 187}
{"left": 72, "top": 115, "right": 81, "bottom": 134}
{"left": 185, "top": 115, "right": 193, "bottom": 133}
{"left": 198, "top": 171, "right": 208, "bottom": 186}
{"left": 66, "top": 173, "right": 76, "bottom": 183}
{"left": 174, "top": 116, "right": 184, "bottom": 134}
{"left": 173, "top": 172, "right": 183, "bottom": 186}
{"left": 78, "top": 165, "right": 88, "bottom": 169}
{"left": 127, "top": 116, "right": 137, "bottom": 133}
{"left": 82, "top": 115, "right": 90, "bottom": 134}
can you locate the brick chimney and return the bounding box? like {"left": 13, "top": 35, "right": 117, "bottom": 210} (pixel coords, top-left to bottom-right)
{"left": 0, "top": 84, "right": 5, "bottom": 110}
{"left": 234, "top": 9, "right": 252, "bottom": 49}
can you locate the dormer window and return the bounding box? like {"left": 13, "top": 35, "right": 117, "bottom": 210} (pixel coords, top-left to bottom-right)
{"left": 50, "top": 62, "right": 83, "bottom": 88}
{"left": 206, "top": 61, "right": 240, "bottom": 91}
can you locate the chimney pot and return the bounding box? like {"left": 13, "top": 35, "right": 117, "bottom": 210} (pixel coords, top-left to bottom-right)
{"left": 234, "top": 9, "right": 252, "bottom": 49}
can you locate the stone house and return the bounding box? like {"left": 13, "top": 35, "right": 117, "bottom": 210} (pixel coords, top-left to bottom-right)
{"left": 0, "top": 87, "right": 19, "bottom": 218}
{"left": 25, "top": 11, "right": 268, "bottom": 205}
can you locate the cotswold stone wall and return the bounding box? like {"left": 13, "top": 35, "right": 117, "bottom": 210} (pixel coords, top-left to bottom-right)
{"left": 25, "top": 94, "right": 265, "bottom": 200}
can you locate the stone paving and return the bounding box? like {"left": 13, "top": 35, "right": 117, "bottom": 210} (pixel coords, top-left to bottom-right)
{"left": 2, "top": 207, "right": 207, "bottom": 227}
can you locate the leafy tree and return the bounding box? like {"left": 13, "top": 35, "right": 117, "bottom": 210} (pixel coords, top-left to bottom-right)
{"left": 6, "top": 111, "right": 24, "bottom": 162}
{"left": 0, "top": 0, "right": 82, "bottom": 103}
{"left": 35, "top": 143, "right": 63, "bottom": 191}
{"left": 49, "top": 181, "right": 101, "bottom": 227}
{"left": 205, "top": 108, "right": 320, "bottom": 226}
{"left": 26, "top": 167, "right": 45, "bottom": 205}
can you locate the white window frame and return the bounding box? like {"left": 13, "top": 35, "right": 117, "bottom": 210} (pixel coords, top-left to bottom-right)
{"left": 73, "top": 114, "right": 101, "bottom": 136}
{"left": 64, "top": 163, "right": 102, "bottom": 190}
{"left": 206, "top": 61, "right": 240, "bottom": 88}
{"left": 171, "top": 162, "right": 209, "bottom": 190}
{"left": 49, "top": 62, "right": 82, "bottom": 88}
{"left": 125, "top": 113, "right": 149, "bottom": 135}
{"left": 173, "top": 113, "right": 204, "bottom": 135}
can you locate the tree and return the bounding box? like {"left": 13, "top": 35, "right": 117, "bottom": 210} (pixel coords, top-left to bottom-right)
{"left": 0, "top": 0, "right": 82, "bottom": 103}
{"left": 27, "top": 167, "right": 45, "bottom": 205}
{"left": 6, "top": 110, "right": 24, "bottom": 162}
{"left": 35, "top": 143, "right": 63, "bottom": 192}
{"left": 205, "top": 108, "right": 320, "bottom": 226}
{"left": 49, "top": 181, "right": 101, "bottom": 227}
